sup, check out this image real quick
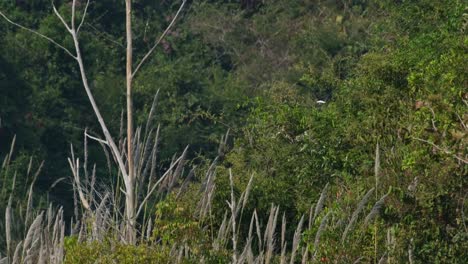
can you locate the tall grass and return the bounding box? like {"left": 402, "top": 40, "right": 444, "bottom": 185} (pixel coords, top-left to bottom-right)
{"left": 0, "top": 138, "right": 64, "bottom": 264}
{"left": 1, "top": 136, "right": 392, "bottom": 263}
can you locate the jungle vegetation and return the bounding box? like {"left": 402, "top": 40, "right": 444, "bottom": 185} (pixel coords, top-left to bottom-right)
{"left": 0, "top": 0, "right": 466, "bottom": 263}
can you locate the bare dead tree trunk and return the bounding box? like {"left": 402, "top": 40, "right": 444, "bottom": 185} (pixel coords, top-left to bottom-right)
{"left": 125, "top": 0, "right": 136, "bottom": 244}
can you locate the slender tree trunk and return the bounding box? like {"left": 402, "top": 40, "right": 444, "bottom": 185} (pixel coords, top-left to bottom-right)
{"left": 125, "top": 0, "right": 136, "bottom": 243}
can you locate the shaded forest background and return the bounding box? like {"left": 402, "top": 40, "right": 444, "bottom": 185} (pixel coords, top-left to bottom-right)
{"left": 0, "top": 0, "right": 466, "bottom": 262}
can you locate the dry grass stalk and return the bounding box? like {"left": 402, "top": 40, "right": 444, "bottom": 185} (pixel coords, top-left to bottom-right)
{"left": 228, "top": 169, "right": 238, "bottom": 263}
{"left": 197, "top": 158, "right": 218, "bottom": 219}
{"left": 25, "top": 161, "right": 44, "bottom": 228}
{"left": 301, "top": 246, "right": 309, "bottom": 264}
{"left": 21, "top": 212, "right": 43, "bottom": 259}
{"left": 280, "top": 213, "right": 287, "bottom": 264}
{"left": 375, "top": 143, "right": 380, "bottom": 189}
{"left": 214, "top": 211, "right": 229, "bottom": 251}
{"left": 313, "top": 183, "right": 329, "bottom": 222}
{"left": 264, "top": 205, "right": 279, "bottom": 264}
{"left": 12, "top": 241, "right": 22, "bottom": 263}
{"left": 239, "top": 212, "right": 256, "bottom": 263}
{"left": 6, "top": 135, "right": 16, "bottom": 167}
{"left": 146, "top": 217, "right": 153, "bottom": 241}
{"left": 290, "top": 215, "right": 305, "bottom": 264}
{"left": 314, "top": 211, "right": 331, "bottom": 249}
{"left": 68, "top": 152, "right": 91, "bottom": 211}
{"left": 342, "top": 188, "right": 375, "bottom": 243}
{"left": 242, "top": 174, "right": 254, "bottom": 209}
{"left": 364, "top": 193, "right": 389, "bottom": 226}
{"left": 378, "top": 253, "right": 387, "bottom": 264}
{"left": 408, "top": 238, "right": 414, "bottom": 264}
{"left": 176, "top": 168, "right": 195, "bottom": 199}
{"left": 5, "top": 196, "right": 12, "bottom": 261}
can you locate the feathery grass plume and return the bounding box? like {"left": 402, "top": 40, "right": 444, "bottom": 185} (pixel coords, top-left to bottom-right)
{"left": 49, "top": 177, "right": 66, "bottom": 191}
{"left": 46, "top": 205, "right": 53, "bottom": 242}
{"left": 176, "top": 168, "right": 195, "bottom": 199}
{"left": 72, "top": 180, "right": 79, "bottom": 222}
{"left": 93, "top": 193, "right": 110, "bottom": 241}
{"left": 233, "top": 173, "right": 255, "bottom": 241}
{"left": 280, "top": 213, "right": 287, "bottom": 264}
{"left": 204, "top": 186, "right": 216, "bottom": 222}
{"left": 353, "top": 256, "right": 364, "bottom": 263}
{"left": 386, "top": 227, "right": 396, "bottom": 263}
{"left": 314, "top": 211, "right": 331, "bottom": 249}
{"left": 51, "top": 208, "right": 61, "bottom": 242}
{"left": 308, "top": 203, "right": 314, "bottom": 230}
{"left": 176, "top": 246, "right": 184, "bottom": 263}
{"left": 5, "top": 172, "right": 17, "bottom": 260}
{"left": 12, "top": 241, "right": 22, "bottom": 264}
{"left": 0, "top": 137, "right": 15, "bottom": 197}
{"left": 342, "top": 188, "right": 375, "bottom": 243}
{"left": 236, "top": 191, "right": 246, "bottom": 218}
{"left": 253, "top": 210, "right": 263, "bottom": 253}
{"left": 25, "top": 161, "right": 43, "bottom": 228}
{"left": 197, "top": 157, "right": 218, "bottom": 218}
{"left": 374, "top": 144, "right": 383, "bottom": 264}
{"left": 228, "top": 169, "right": 238, "bottom": 263}
{"left": 50, "top": 208, "right": 65, "bottom": 263}
{"left": 127, "top": 93, "right": 161, "bottom": 188}
{"left": 1, "top": 154, "right": 7, "bottom": 170}
{"left": 169, "top": 243, "right": 178, "bottom": 258}
{"left": 68, "top": 156, "right": 91, "bottom": 211}
{"left": 5, "top": 195, "right": 12, "bottom": 260}
{"left": 264, "top": 205, "right": 279, "bottom": 264}
{"left": 37, "top": 243, "right": 44, "bottom": 264}
{"left": 133, "top": 130, "right": 144, "bottom": 175}
{"left": 144, "top": 91, "right": 159, "bottom": 140}
{"left": 302, "top": 204, "right": 315, "bottom": 263}
{"left": 89, "top": 164, "right": 97, "bottom": 206}
{"left": 26, "top": 157, "right": 33, "bottom": 178}
{"left": 136, "top": 147, "right": 188, "bottom": 219}
{"left": 6, "top": 135, "right": 16, "bottom": 166}
{"left": 408, "top": 238, "right": 414, "bottom": 264}
{"left": 301, "top": 246, "right": 309, "bottom": 264}
{"left": 375, "top": 143, "right": 380, "bottom": 189}
{"left": 378, "top": 253, "right": 387, "bottom": 264}
{"left": 69, "top": 219, "right": 75, "bottom": 236}
{"left": 146, "top": 217, "right": 152, "bottom": 241}
{"left": 314, "top": 183, "right": 329, "bottom": 222}
{"left": 21, "top": 212, "right": 43, "bottom": 260}
{"left": 214, "top": 211, "right": 229, "bottom": 250}
{"left": 364, "top": 193, "right": 389, "bottom": 226}
{"left": 200, "top": 157, "right": 218, "bottom": 192}
{"left": 290, "top": 215, "right": 305, "bottom": 264}
{"left": 166, "top": 146, "right": 188, "bottom": 193}
{"left": 84, "top": 128, "right": 89, "bottom": 188}
{"left": 217, "top": 129, "right": 230, "bottom": 157}
{"left": 147, "top": 124, "right": 160, "bottom": 186}
{"left": 137, "top": 124, "right": 159, "bottom": 184}
{"left": 242, "top": 173, "right": 254, "bottom": 209}
{"left": 159, "top": 154, "right": 176, "bottom": 191}
{"left": 239, "top": 212, "right": 256, "bottom": 264}
{"left": 137, "top": 127, "right": 154, "bottom": 184}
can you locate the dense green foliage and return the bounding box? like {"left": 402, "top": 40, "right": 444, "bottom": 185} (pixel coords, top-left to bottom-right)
{"left": 0, "top": 0, "right": 466, "bottom": 262}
